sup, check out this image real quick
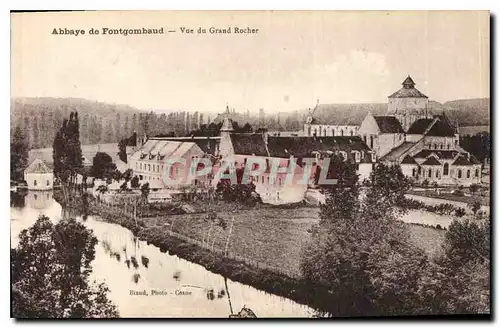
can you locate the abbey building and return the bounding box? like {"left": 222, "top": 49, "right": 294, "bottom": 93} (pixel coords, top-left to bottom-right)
{"left": 357, "top": 76, "right": 481, "bottom": 186}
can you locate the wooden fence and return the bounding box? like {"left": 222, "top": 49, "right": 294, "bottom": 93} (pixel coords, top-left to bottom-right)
{"left": 90, "top": 197, "right": 300, "bottom": 279}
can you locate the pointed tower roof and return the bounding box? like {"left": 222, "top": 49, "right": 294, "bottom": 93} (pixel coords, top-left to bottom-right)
{"left": 388, "top": 75, "right": 428, "bottom": 99}
{"left": 402, "top": 75, "right": 416, "bottom": 89}
{"left": 221, "top": 103, "right": 234, "bottom": 132}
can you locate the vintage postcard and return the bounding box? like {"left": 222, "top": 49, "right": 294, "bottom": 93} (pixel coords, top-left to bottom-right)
{"left": 10, "top": 10, "right": 490, "bottom": 318}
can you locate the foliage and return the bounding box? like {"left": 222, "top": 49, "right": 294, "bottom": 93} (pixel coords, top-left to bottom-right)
{"left": 140, "top": 182, "right": 150, "bottom": 202}
{"left": 468, "top": 200, "right": 482, "bottom": 215}
{"left": 11, "top": 216, "right": 118, "bottom": 318}
{"left": 443, "top": 219, "right": 489, "bottom": 265}
{"left": 121, "top": 169, "right": 133, "bottom": 182}
{"left": 469, "top": 183, "right": 480, "bottom": 194}
{"left": 454, "top": 207, "right": 466, "bottom": 217}
{"left": 215, "top": 168, "right": 260, "bottom": 206}
{"left": 90, "top": 152, "right": 117, "bottom": 180}
{"left": 301, "top": 160, "right": 490, "bottom": 316}
{"left": 52, "top": 112, "right": 83, "bottom": 184}
{"left": 11, "top": 126, "right": 29, "bottom": 181}
{"left": 130, "top": 176, "right": 140, "bottom": 189}
{"left": 459, "top": 132, "right": 490, "bottom": 163}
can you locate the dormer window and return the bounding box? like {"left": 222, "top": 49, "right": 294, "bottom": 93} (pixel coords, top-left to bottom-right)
{"left": 353, "top": 151, "right": 361, "bottom": 162}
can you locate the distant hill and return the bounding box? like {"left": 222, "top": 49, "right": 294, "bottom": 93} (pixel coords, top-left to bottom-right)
{"left": 10, "top": 97, "right": 207, "bottom": 149}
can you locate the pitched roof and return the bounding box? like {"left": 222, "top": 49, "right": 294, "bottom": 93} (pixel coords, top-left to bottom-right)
{"left": 407, "top": 118, "right": 434, "bottom": 134}
{"left": 413, "top": 150, "right": 459, "bottom": 160}
{"left": 229, "top": 133, "right": 269, "bottom": 157}
{"left": 388, "top": 76, "right": 428, "bottom": 98}
{"left": 130, "top": 139, "right": 201, "bottom": 161}
{"left": 452, "top": 156, "right": 474, "bottom": 166}
{"left": 426, "top": 118, "right": 456, "bottom": 137}
{"left": 25, "top": 158, "right": 52, "bottom": 174}
{"left": 421, "top": 156, "right": 442, "bottom": 166}
{"left": 401, "top": 155, "right": 418, "bottom": 165}
{"left": 152, "top": 137, "right": 219, "bottom": 155}
{"left": 380, "top": 142, "right": 416, "bottom": 161}
{"left": 373, "top": 116, "right": 404, "bottom": 133}
{"left": 266, "top": 136, "right": 371, "bottom": 159}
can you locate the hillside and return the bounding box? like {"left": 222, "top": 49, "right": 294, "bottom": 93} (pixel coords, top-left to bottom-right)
{"left": 10, "top": 97, "right": 207, "bottom": 149}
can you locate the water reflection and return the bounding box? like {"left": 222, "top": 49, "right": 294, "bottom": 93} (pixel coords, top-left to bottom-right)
{"left": 10, "top": 190, "right": 313, "bottom": 318}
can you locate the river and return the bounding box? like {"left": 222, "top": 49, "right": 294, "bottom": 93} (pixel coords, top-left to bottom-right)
{"left": 10, "top": 190, "right": 314, "bottom": 318}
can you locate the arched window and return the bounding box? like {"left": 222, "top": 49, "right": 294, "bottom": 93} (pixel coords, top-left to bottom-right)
{"left": 447, "top": 144, "right": 450, "bottom": 149}
{"left": 34, "top": 180, "right": 37, "bottom": 186}
{"left": 440, "top": 144, "right": 444, "bottom": 149}
{"left": 475, "top": 169, "right": 479, "bottom": 177}
{"left": 428, "top": 169, "right": 432, "bottom": 178}
{"left": 412, "top": 168, "right": 416, "bottom": 177}
{"left": 350, "top": 130, "right": 354, "bottom": 136}
{"left": 467, "top": 170, "right": 470, "bottom": 178}
{"left": 46, "top": 180, "right": 50, "bottom": 186}
{"left": 443, "top": 163, "right": 449, "bottom": 176}
{"left": 458, "top": 169, "right": 462, "bottom": 179}
{"left": 341, "top": 129, "right": 344, "bottom": 136}
{"left": 332, "top": 129, "right": 335, "bottom": 136}
{"left": 324, "top": 129, "right": 327, "bottom": 136}
{"left": 363, "top": 135, "right": 367, "bottom": 144}
{"left": 370, "top": 135, "right": 374, "bottom": 149}
{"left": 436, "top": 170, "right": 440, "bottom": 178}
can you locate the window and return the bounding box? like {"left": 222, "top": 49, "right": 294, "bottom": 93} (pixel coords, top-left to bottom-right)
{"left": 440, "top": 144, "right": 444, "bottom": 149}
{"left": 428, "top": 169, "right": 432, "bottom": 178}
{"left": 443, "top": 163, "right": 449, "bottom": 176}
{"left": 140, "top": 163, "right": 142, "bottom": 170}
{"left": 46, "top": 180, "right": 50, "bottom": 186}
{"left": 350, "top": 130, "right": 354, "bottom": 136}
{"left": 412, "top": 168, "right": 416, "bottom": 177}
{"left": 458, "top": 169, "right": 462, "bottom": 179}
{"left": 261, "top": 176, "right": 264, "bottom": 183}
{"left": 363, "top": 135, "right": 367, "bottom": 144}
{"left": 467, "top": 170, "right": 470, "bottom": 178}
{"left": 436, "top": 170, "right": 440, "bottom": 178}
{"left": 34, "top": 180, "right": 37, "bottom": 186}
{"left": 332, "top": 130, "right": 335, "bottom": 136}
{"left": 434, "top": 144, "right": 437, "bottom": 149}
{"left": 475, "top": 169, "right": 479, "bottom": 177}
{"left": 148, "top": 164, "right": 151, "bottom": 171}
{"left": 447, "top": 144, "right": 450, "bottom": 149}
{"left": 341, "top": 129, "right": 344, "bottom": 136}
{"left": 370, "top": 136, "right": 374, "bottom": 149}
{"left": 418, "top": 167, "right": 422, "bottom": 174}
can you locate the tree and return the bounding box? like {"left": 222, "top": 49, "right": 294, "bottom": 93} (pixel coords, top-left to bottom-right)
{"left": 130, "top": 176, "right": 140, "bottom": 189}
{"left": 90, "top": 152, "right": 117, "bottom": 180}
{"left": 468, "top": 200, "right": 482, "bottom": 215}
{"left": 52, "top": 112, "right": 83, "bottom": 185}
{"left": 121, "top": 169, "right": 133, "bottom": 181}
{"left": 301, "top": 160, "right": 430, "bottom": 316}
{"left": 140, "top": 182, "right": 150, "bottom": 203}
{"left": 11, "top": 126, "right": 29, "bottom": 181}
{"left": 11, "top": 216, "right": 118, "bottom": 318}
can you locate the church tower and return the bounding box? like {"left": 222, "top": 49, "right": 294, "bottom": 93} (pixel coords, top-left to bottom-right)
{"left": 387, "top": 76, "right": 430, "bottom": 132}
{"left": 219, "top": 104, "right": 235, "bottom": 157}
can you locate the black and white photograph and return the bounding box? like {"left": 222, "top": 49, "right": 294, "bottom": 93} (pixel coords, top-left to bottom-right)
{"left": 9, "top": 10, "right": 491, "bottom": 318}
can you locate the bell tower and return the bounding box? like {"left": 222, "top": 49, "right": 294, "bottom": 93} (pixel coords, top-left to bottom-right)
{"left": 387, "top": 75, "right": 430, "bottom": 132}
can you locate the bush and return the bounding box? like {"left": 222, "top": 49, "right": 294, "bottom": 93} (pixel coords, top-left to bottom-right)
{"left": 455, "top": 207, "right": 466, "bottom": 217}
{"left": 469, "top": 184, "right": 480, "bottom": 193}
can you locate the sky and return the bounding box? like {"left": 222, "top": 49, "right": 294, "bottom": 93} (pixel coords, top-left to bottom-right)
{"left": 11, "top": 11, "right": 490, "bottom": 114}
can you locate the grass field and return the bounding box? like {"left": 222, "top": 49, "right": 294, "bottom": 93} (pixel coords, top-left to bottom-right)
{"left": 141, "top": 205, "right": 446, "bottom": 276}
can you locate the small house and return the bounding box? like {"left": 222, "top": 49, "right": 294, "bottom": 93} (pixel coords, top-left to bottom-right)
{"left": 24, "top": 158, "right": 53, "bottom": 190}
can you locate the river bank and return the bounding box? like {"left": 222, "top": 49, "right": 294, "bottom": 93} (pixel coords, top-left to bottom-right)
{"left": 57, "top": 192, "right": 331, "bottom": 315}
